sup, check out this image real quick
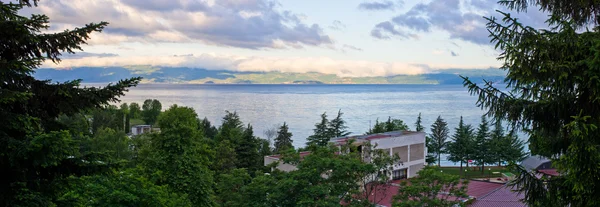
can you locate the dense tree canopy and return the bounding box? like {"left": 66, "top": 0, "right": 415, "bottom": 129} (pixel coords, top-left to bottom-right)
{"left": 463, "top": 0, "right": 600, "bottom": 205}
{"left": 447, "top": 117, "right": 475, "bottom": 174}
{"left": 0, "top": 1, "right": 140, "bottom": 205}
{"left": 142, "top": 99, "right": 162, "bottom": 125}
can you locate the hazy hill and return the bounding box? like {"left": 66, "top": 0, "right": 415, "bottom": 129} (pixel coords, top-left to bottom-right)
{"left": 34, "top": 66, "right": 506, "bottom": 84}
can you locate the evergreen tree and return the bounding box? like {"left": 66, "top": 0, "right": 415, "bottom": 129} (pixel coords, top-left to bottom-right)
{"left": 447, "top": 116, "right": 474, "bottom": 176}
{"left": 0, "top": 1, "right": 140, "bottom": 205}
{"left": 367, "top": 117, "right": 409, "bottom": 134}
{"left": 429, "top": 116, "right": 450, "bottom": 166}
{"left": 306, "top": 112, "right": 332, "bottom": 146}
{"left": 274, "top": 122, "right": 293, "bottom": 153}
{"left": 142, "top": 99, "right": 162, "bottom": 125}
{"left": 328, "top": 110, "right": 351, "bottom": 137}
{"left": 235, "top": 124, "right": 260, "bottom": 173}
{"left": 216, "top": 111, "right": 244, "bottom": 143}
{"left": 501, "top": 129, "right": 527, "bottom": 164}
{"left": 199, "top": 117, "right": 218, "bottom": 139}
{"left": 415, "top": 112, "right": 425, "bottom": 132}
{"left": 473, "top": 116, "right": 490, "bottom": 173}
{"left": 489, "top": 120, "right": 505, "bottom": 166}
{"left": 463, "top": 1, "right": 600, "bottom": 205}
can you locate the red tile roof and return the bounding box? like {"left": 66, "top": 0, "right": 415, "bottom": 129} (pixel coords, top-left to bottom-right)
{"left": 266, "top": 151, "right": 312, "bottom": 159}
{"left": 366, "top": 179, "right": 505, "bottom": 207}
{"left": 469, "top": 185, "right": 526, "bottom": 207}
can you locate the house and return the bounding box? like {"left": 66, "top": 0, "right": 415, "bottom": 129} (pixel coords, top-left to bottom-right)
{"left": 331, "top": 131, "right": 427, "bottom": 179}
{"left": 264, "top": 130, "right": 427, "bottom": 180}
{"left": 130, "top": 125, "right": 152, "bottom": 136}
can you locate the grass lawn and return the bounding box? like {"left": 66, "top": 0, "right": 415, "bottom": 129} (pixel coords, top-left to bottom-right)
{"left": 130, "top": 119, "right": 145, "bottom": 127}
{"left": 439, "top": 166, "right": 513, "bottom": 179}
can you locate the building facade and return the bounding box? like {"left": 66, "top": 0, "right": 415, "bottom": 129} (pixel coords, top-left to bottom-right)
{"left": 264, "top": 131, "right": 427, "bottom": 180}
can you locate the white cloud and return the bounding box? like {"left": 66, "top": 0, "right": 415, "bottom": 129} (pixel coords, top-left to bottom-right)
{"left": 23, "top": 0, "right": 332, "bottom": 49}
{"left": 44, "top": 53, "right": 497, "bottom": 77}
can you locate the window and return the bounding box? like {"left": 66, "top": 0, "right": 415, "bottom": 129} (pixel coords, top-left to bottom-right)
{"left": 393, "top": 169, "right": 407, "bottom": 180}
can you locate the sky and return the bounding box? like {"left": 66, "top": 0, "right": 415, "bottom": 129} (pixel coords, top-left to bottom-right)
{"left": 22, "top": 0, "right": 550, "bottom": 77}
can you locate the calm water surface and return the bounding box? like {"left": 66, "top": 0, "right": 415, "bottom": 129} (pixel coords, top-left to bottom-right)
{"left": 101, "top": 84, "right": 523, "bottom": 166}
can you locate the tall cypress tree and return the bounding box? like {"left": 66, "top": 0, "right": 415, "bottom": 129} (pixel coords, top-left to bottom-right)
{"left": 274, "top": 122, "right": 293, "bottom": 153}
{"left": 473, "top": 116, "right": 490, "bottom": 173}
{"left": 236, "top": 124, "right": 260, "bottom": 172}
{"left": 328, "top": 110, "right": 351, "bottom": 137}
{"left": 415, "top": 113, "right": 425, "bottom": 132}
{"left": 306, "top": 112, "right": 331, "bottom": 146}
{"left": 489, "top": 120, "right": 505, "bottom": 166}
{"left": 429, "top": 116, "right": 450, "bottom": 167}
{"left": 0, "top": 1, "right": 139, "bottom": 205}
{"left": 447, "top": 117, "right": 474, "bottom": 175}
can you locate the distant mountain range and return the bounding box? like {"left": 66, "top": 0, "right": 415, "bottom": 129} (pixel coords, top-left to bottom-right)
{"left": 34, "top": 65, "right": 507, "bottom": 84}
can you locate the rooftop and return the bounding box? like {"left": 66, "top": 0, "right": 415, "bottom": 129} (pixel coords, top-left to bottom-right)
{"left": 470, "top": 185, "right": 526, "bottom": 207}
{"left": 367, "top": 179, "right": 507, "bottom": 207}
{"left": 331, "top": 131, "right": 423, "bottom": 145}
{"left": 520, "top": 156, "right": 551, "bottom": 172}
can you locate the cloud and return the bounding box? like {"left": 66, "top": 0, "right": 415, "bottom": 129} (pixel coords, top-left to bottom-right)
{"left": 329, "top": 20, "right": 346, "bottom": 31}
{"left": 358, "top": 1, "right": 400, "bottom": 11}
{"left": 60, "top": 52, "right": 119, "bottom": 59}
{"left": 450, "top": 51, "right": 459, "bottom": 56}
{"left": 370, "top": 0, "right": 549, "bottom": 45}
{"left": 371, "top": 21, "right": 414, "bottom": 39}
{"left": 43, "top": 53, "right": 497, "bottom": 77}
{"left": 342, "top": 44, "right": 363, "bottom": 51}
{"left": 23, "top": 0, "right": 332, "bottom": 49}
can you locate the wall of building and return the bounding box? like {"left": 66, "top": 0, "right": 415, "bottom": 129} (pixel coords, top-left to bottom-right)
{"left": 371, "top": 132, "right": 426, "bottom": 178}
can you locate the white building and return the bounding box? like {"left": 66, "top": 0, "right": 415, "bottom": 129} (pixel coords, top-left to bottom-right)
{"left": 130, "top": 125, "right": 152, "bottom": 136}
{"left": 264, "top": 130, "right": 427, "bottom": 180}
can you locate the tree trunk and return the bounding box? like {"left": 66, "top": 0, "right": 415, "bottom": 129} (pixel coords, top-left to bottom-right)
{"left": 438, "top": 153, "right": 441, "bottom": 167}
{"left": 459, "top": 161, "right": 463, "bottom": 177}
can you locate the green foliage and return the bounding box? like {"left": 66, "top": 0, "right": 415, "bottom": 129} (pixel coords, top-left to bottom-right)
{"left": 230, "top": 142, "right": 398, "bottom": 207}
{"left": 393, "top": 166, "right": 469, "bottom": 207}
{"left": 0, "top": 1, "right": 139, "bottom": 205}
{"left": 473, "top": 116, "right": 491, "bottom": 172}
{"left": 328, "top": 110, "right": 351, "bottom": 137}
{"left": 58, "top": 170, "right": 192, "bottom": 207}
{"left": 367, "top": 117, "right": 409, "bottom": 135}
{"left": 89, "top": 128, "right": 131, "bottom": 163}
{"left": 447, "top": 117, "right": 475, "bottom": 174}
{"left": 488, "top": 121, "right": 505, "bottom": 166}
{"left": 463, "top": 1, "right": 600, "bottom": 205}
{"left": 235, "top": 124, "right": 261, "bottom": 172}
{"left": 129, "top": 102, "right": 141, "bottom": 119}
{"left": 429, "top": 116, "right": 450, "bottom": 166}
{"left": 306, "top": 112, "right": 332, "bottom": 146}
{"left": 212, "top": 140, "right": 237, "bottom": 174}
{"left": 141, "top": 99, "right": 161, "bottom": 125}
{"left": 91, "top": 106, "right": 123, "bottom": 134}
{"left": 415, "top": 113, "right": 425, "bottom": 132}
{"left": 199, "top": 117, "right": 218, "bottom": 139}
{"left": 274, "top": 122, "right": 293, "bottom": 153}
{"left": 141, "top": 105, "right": 214, "bottom": 206}
{"left": 215, "top": 169, "right": 252, "bottom": 207}
{"left": 119, "top": 103, "right": 130, "bottom": 133}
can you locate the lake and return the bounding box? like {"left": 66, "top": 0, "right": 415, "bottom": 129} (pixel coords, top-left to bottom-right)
{"left": 105, "top": 84, "right": 521, "bottom": 166}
